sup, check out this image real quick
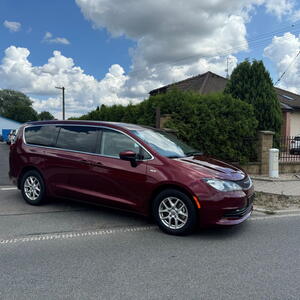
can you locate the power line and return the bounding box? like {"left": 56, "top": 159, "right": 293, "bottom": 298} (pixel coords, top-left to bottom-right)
{"left": 274, "top": 50, "right": 300, "bottom": 86}
{"left": 128, "top": 22, "right": 300, "bottom": 77}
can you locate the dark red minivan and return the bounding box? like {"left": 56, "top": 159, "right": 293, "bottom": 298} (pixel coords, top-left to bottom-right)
{"left": 9, "top": 121, "right": 254, "bottom": 235}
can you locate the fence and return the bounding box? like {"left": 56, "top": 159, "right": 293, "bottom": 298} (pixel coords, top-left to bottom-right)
{"left": 279, "top": 136, "right": 300, "bottom": 162}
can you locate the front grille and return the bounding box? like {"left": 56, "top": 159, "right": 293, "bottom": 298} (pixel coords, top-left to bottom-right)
{"left": 236, "top": 176, "right": 252, "bottom": 190}
{"left": 223, "top": 195, "right": 254, "bottom": 218}
{"left": 223, "top": 206, "right": 251, "bottom": 218}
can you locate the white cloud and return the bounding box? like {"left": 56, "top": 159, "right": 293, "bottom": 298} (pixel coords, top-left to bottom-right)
{"left": 75, "top": 0, "right": 296, "bottom": 100}
{"left": 264, "top": 32, "right": 300, "bottom": 93}
{"left": 291, "top": 9, "right": 300, "bottom": 21}
{"left": 264, "top": 0, "right": 295, "bottom": 19}
{"left": 43, "top": 32, "right": 70, "bottom": 45}
{"left": 75, "top": 0, "right": 254, "bottom": 98}
{"left": 0, "top": 1, "right": 298, "bottom": 118}
{"left": 3, "top": 20, "right": 21, "bottom": 32}
{"left": 0, "top": 46, "right": 132, "bottom": 117}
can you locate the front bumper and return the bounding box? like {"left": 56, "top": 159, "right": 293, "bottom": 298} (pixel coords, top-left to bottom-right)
{"left": 215, "top": 204, "right": 253, "bottom": 225}
{"left": 197, "top": 191, "right": 254, "bottom": 226}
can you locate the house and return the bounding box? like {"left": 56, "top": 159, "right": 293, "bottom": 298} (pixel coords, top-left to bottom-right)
{"left": 150, "top": 71, "right": 300, "bottom": 137}
{"left": 0, "top": 115, "right": 21, "bottom": 141}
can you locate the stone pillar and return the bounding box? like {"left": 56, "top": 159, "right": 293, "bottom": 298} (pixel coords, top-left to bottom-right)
{"left": 160, "top": 114, "right": 171, "bottom": 129}
{"left": 258, "top": 131, "right": 275, "bottom": 175}
{"left": 282, "top": 111, "right": 291, "bottom": 137}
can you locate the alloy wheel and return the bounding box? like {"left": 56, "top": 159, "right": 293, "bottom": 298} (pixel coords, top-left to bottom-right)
{"left": 158, "top": 197, "right": 189, "bottom": 230}
{"left": 24, "top": 176, "right": 41, "bottom": 201}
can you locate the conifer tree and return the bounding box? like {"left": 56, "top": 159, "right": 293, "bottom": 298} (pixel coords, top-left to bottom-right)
{"left": 225, "top": 60, "right": 282, "bottom": 135}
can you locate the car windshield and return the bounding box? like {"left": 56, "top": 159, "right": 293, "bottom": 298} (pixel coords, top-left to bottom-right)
{"left": 131, "top": 128, "right": 202, "bottom": 158}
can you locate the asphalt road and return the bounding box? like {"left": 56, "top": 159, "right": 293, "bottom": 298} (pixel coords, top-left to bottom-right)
{"left": 0, "top": 189, "right": 148, "bottom": 240}
{"left": 1, "top": 142, "right": 300, "bottom": 299}
{"left": 0, "top": 143, "right": 10, "bottom": 185}
{"left": 0, "top": 210, "right": 299, "bottom": 300}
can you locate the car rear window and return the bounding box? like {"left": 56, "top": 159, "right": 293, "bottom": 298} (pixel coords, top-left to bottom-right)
{"left": 56, "top": 126, "right": 98, "bottom": 153}
{"left": 24, "top": 125, "right": 59, "bottom": 147}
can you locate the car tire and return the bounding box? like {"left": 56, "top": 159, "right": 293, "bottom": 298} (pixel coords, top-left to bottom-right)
{"left": 153, "top": 189, "right": 197, "bottom": 235}
{"left": 21, "top": 170, "right": 46, "bottom": 206}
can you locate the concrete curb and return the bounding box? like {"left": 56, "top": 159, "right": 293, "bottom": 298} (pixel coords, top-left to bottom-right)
{"left": 252, "top": 176, "right": 300, "bottom": 182}
{"left": 254, "top": 190, "right": 300, "bottom": 213}
{"left": 254, "top": 206, "right": 300, "bottom": 215}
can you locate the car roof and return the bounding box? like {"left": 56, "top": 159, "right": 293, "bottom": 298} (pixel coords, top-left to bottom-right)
{"left": 25, "top": 120, "right": 153, "bottom": 131}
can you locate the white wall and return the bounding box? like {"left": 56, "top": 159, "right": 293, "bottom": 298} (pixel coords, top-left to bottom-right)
{"left": 290, "top": 111, "right": 300, "bottom": 137}
{"left": 0, "top": 116, "right": 21, "bottom": 131}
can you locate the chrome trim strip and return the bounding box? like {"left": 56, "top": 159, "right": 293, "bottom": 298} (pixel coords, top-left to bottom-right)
{"left": 22, "top": 123, "right": 154, "bottom": 161}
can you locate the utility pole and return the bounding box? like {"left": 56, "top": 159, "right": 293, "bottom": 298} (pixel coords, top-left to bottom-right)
{"left": 55, "top": 86, "right": 65, "bottom": 120}
{"left": 225, "top": 57, "right": 233, "bottom": 79}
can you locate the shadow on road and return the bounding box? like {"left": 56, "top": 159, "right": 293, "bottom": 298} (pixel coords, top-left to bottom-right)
{"left": 193, "top": 222, "right": 249, "bottom": 240}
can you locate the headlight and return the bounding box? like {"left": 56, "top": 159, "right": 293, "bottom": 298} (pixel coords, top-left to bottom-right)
{"left": 203, "top": 178, "right": 242, "bottom": 192}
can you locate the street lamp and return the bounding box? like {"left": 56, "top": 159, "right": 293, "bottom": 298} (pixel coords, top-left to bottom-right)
{"left": 55, "top": 86, "right": 65, "bottom": 120}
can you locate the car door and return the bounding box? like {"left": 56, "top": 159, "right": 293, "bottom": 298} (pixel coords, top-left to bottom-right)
{"left": 43, "top": 125, "right": 100, "bottom": 200}
{"left": 88, "top": 128, "right": 151, "bottom": 211}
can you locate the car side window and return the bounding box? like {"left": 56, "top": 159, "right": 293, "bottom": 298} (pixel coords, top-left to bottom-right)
{"left": 100, "top": 129, "right": 151, "bottom": 159}
{"left": 25, "top": 125, "right": 59, "bottom": 147}
{"left": 56, "top": 126, "right": 98, "bottom": 153}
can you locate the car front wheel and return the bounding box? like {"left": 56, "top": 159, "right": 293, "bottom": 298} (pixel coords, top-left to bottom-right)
{"left": 153, "top": 189, "right": 197, "bottom": 235}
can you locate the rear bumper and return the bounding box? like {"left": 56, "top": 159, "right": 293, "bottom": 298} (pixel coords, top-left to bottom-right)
{"left": 9, "top": 174, "right": 18, "bottom": 186}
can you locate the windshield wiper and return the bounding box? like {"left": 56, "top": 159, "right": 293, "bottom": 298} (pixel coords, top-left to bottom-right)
{"left": 185, "top": 151, "right": 203, "bottom": 157}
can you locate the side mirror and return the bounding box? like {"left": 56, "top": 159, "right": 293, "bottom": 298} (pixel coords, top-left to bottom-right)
{"left": 119, "top": 150, "right": 138, "bottom": 167}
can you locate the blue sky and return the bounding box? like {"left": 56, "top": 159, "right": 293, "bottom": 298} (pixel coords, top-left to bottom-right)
{"left": 0, "top": 0, "right": 134, "bottom": 78}
{"left": 1, "top": 0, "right": 300, "bottom": 118}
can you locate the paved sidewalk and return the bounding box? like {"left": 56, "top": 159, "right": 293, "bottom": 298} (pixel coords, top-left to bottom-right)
{"left": 253, "top": 179, "right": 300, "bottom": 196}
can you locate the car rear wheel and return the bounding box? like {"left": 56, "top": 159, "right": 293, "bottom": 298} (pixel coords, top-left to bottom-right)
{"left": 21, "top": 170, "right": 46, "bottom": 205}
{"left": 153, "top": 189, "right": 197, "bottom": 235}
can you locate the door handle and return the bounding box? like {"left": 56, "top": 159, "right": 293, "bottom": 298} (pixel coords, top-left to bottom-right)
{"left": 80, "top": 160, "right": 103, "bottom": 167}
{"left": 91, "top": 161, "right": 103, "bottom": 167}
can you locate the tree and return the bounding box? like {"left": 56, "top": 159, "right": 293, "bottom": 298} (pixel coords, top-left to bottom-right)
{"left": 0, "top": 89, "right": 38, "bottom": 122}
{"left": 38, "top": 111, "right": 55, "bottom": 120}
{"left": 224, "top": 60, "right": 282, "bottom": 136}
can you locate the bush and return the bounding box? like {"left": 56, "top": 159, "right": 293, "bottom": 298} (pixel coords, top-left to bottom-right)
{"left": 164, "top": 91, "right": 258, "bottom": 163}
{"left": 73, "top": 89, "right": 258, "bottom": 162}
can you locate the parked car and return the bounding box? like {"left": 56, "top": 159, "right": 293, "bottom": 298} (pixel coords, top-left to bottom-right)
{"left": 7, "top": 129, "right": 17, "bottom": 145}
{"left": 9, "top": 121, "right": 254, "bottom": 235}
{"left": 290, "top": 135, "right": 300, "bottom": 155}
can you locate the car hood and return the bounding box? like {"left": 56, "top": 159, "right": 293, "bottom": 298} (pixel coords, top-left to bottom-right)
{"left": 173, "top": 155, "right": 246, "bottom": 181}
